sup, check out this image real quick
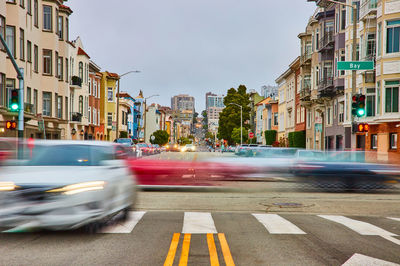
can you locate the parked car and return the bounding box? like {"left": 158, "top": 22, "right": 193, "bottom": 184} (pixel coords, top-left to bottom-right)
{"left": 166, "top": 143, "right": 181, "bottom": 152}
{"left": 137, "top": 143, "right": 151, "bottom": 156}
{"left": 181, "top": 144, "right": 196, "bottom": 152}
{"left": 114, "top": 138, "right": 139, "bottom": 157}
{"left": 0, "top": 140, "right": 136, "bottom": 232}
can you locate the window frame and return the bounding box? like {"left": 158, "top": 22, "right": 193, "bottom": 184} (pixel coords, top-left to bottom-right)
{"left": 42, "top": 91, "right": 52, "bottom": 117}
{"left": 27, "top": 0, "right": 32, "bottom": 15}
{"left": 34, "top": 0, "right": 38, "bottom": 28}
{"left": 43, "top": 5, "right": 53, "bottom": 32}
{"left": 385, "top": 84, "right": 399, "bottom": 113}
{"left": 390, "top": 133, "right": 397, "bottom": 150}
{"left": 58, "top": 15, "right": 63, "bottom": 40}
{"left": 386, "top": 20, "right": 400, "bottom": 54}
{"left": 27, "top": 40, "right": 31, "bottom": 62}
{"left": 371, "top": 134, "right": 377, "bottom": 150}
{"left": 19, "top": 28, "right": 25, "bottom": 60}
{"left": 107, "top": 87, "right": 113, "bottom": 102}
{"left": 6, "top": 25, "right": 16, "bottom": 58}
{"left": 42, "top": 49, "right": 52, "bottom": 75}
{"left": 33, "top": 44, "right": 38, "bottom": 72}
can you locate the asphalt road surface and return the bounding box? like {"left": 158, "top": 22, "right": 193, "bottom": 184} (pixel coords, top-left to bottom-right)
{"left": 1, "top": 151, "right": 400, "bottom": 265}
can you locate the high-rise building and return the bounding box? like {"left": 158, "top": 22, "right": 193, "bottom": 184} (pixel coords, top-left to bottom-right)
{"left": 171, "top": 94, "right": 195, "bottom": 112}
{"left": 205, "top": 92, "right": 225, "bottom": 133}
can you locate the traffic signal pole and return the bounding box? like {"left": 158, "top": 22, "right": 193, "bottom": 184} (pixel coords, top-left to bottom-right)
{"left": 0, "top": 34, "right": 25, "bottom": 158}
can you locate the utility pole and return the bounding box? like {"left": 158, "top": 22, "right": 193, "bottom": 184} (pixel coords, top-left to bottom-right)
{"left": 0, "top": 33, "right": 24, "bottom": 158}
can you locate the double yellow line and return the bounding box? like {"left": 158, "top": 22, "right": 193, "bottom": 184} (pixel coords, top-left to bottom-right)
{"left": 164, "top": 233, "right": 235, "bottom": 266}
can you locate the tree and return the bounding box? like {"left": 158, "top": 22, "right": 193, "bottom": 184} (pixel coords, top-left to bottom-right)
{"left": 231, "top": 127, "right": 248, "bottom": 144}
{"left": 178, "top": 137, "right": 192, "bottom": 145}
{"left": 218, "top": 85, "right": 251, "bottom": 144}
{"left": 150, "top": 130, "right": 170, "bottom": 146}
{"left": 201, "top": 110, "right": 208, "bottom": 130}
{"left": 264, "top": 130, "right": 277, "bottom": 145}
{"left": 192, "top": 112, "right": 199, "bottom": 125}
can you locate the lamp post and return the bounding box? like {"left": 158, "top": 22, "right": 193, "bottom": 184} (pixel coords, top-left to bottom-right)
{"left": 143, "top": 94, "right": 159, "bottom": 143}
{"left": 116, "top": 70, "right": 140, "bottom": 139}
{"left": 229, "top": 103, "right": 243, "bottom": 145}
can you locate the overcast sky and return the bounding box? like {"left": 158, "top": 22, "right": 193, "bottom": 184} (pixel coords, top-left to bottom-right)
{"left": 68, "top": 0, "right": 316, "bottom": 112}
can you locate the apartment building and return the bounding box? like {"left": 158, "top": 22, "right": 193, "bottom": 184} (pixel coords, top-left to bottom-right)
{"left": 89, "top": 60, "right": 102, "bottom": 140}
{"left": 1, "top": 0, "right": 72, "bottom": 139}
{"left": 276, "top": 70, "right": 289, "bottom": 141}
{"left": 100, "top": 71, "right": 119, "bottom": 141}
{"left": 205, "top": 92, "right": 224, "bottom": 134}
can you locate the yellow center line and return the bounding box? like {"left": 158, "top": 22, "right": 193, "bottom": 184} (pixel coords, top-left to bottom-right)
{"left": 218, "top": 233, "right": 235, "bottom": 266}
{"left": 164, "top": 233, "right": 180, "bottom": 266}
{"left": 207, "top": 233, "right": 220, "bottom": 266}
{"left": 179, "top": 234, "right": 191, "bottom": 266}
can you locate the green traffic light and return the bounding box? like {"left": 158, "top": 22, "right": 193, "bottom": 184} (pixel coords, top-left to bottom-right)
{"left": 10, "top": 103, "right": 19, "bottom": 111}
{"left": 357, "top": 108, "right": 365, "bottom": 117}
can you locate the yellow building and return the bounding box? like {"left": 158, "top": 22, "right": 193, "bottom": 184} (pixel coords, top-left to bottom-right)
{"left": 276, "top": 69, "right": 291, "bottom": 142}
{"left": 100, "top": 71, "right": 119, "bottom": 141}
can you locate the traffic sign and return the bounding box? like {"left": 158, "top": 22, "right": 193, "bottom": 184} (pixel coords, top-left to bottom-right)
{"left": 337, "top": 61, "right": 374, "bottom": 70}
{"left": 249, "top": 132, "right": 254, "bottom": 139}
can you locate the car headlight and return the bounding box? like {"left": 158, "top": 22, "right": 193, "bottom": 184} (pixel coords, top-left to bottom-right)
{"left": 46, "top": 181, "right": 106, "bottom": 195}
{"left": 0, "top": 182, "right": 18, "bottom": 191}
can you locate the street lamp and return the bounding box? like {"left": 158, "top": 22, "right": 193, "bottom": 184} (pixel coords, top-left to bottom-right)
{"left": 229, "top": 103, "right": 243, "bottom": 145}
{"left": 143, "top": 94, "right": 159, "bottom": 143}
{"left": 116, "top": 70, "right": 140, "bottom": 139}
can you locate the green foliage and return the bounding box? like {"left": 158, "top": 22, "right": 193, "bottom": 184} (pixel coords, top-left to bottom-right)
{"left": 218, "top": 85, "right": 251, "bottom": 144}
{"left": 231, "top": 127, "right": 248, "bottom": 144}
{"left": 264, "top": 130, "right": 277, "bottom": 145}
{"left": 205, "top": 132, "right": 214, "bottom": 140}
{"left": 119, "top": 131, "right": 128, "bottom": 138}
{"left": 150, "top": 130, "right": 170, "bottom": 146}
{"left": 178, "top": 137, "right": 192, "bottom": 145}
{"left": 288, "top": 131, "right": 306, "bottom": 148}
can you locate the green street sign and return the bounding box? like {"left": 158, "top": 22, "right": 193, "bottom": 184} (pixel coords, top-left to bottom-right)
{"left": 337, "top": 61, "right": 374, "bottom": 70}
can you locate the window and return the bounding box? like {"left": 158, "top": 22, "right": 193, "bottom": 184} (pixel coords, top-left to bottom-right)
{"left": 43, "top": 5, "right": 53, "bottom": 31}
{"left": 327, "top": 107, "right": 332, "bottom": 125}
{"left": 376, "top": 81, "right": 381, "bottom": 115}
{"left": 377, "top": 23, "right": 382, "bottom": 56}
{"left": 371, "top": 134, "right": 377, "bottom": 149}
{"left": 26, "top": 40, "right": 31, "bottom": 62}
{"left": 33, "top": 45, "right": 38, "bottom": 72}
{"left": 306, "top": 109, "right": 311, "bottom": 128}
{"left": 0, "top": 73, "right": 5, "bottom": 107}
{"left": 34, "top": 0, "right": 38, "bottom": 27}
{"left": 390, "top": 133, "right": 397, "bottom": 150}
{"left": 85, "top": 96, "right": 88, "bottom": 116}
{"left": 20, "top": 0, "right": 24, "bottom": 8}
{"left": 42, "top": 92, "right": 52, "bottom": 116}
{"left": 366, "top": 88, "right": 376, "bottom": 117}
{"left": 366, "top": 33, "right": 376, "bottom": 58}
{"left": 57, "top": 56, "right": 63, "bottom": 80}
{"left": 79, "top": 95, "right": 83, "bottom": 114}
{"left": 341, "top": 7, "right": 346, "bottom": 31}
{"left": 385, "top": 82, "right": 399, "bottom": 113}
{"left": 88, "top": 107, "right": 91, "bottom": 124}
{"left": 65, "top": 97, "right": 68, "bottom": 120}
{"left": 108, "top": 87, "right": 113, "bottom": 102}
{"left": 339, "top": 102, "right": 344, "bottom": 123}
{"left": 89, "top": 78, "right": 91, "bottom": 94}
{"left": 19, "top": 28, "right": 24, "bottom": 60}
{"left": 66, "top": 18, "right": 69, "bottom": 41}
{"left": 273, "top": 112, "right": 278, "bottom": 126}
{"left": 33, "top": 89, "right": 37, "bottom": 114}
{"left": 6, "top": 79, "right": 15, "bottom": 108}
{"left": 107, "top": 112, "right": 113, "bottom": 125}
{"left": 6, "top": 26, "right": 15, "bottom": 57}
{"left": 79, "top": 62, "right": 83, "bottom": 79}
{"left": 65, "top": 58, "right": 69, "bottom": 82}
{"left": 98, "top": 111, "right": 100, "bottom": 126}
{"left": 43, "top": 49, "right": 52, "bottom": 75}
{"left": 6, "top": 0, "right": 16, "bottom": 3}
{"left": 0, "top": 16, "right": 5, "bottom": 50}
{"left": 57, "top": 96, "right": 62, "bottom": 119}
{"left": 387, "top": 20, "right": 400, "bottom": 54}
{"left": 27, "top": 0, "right": 31, "bottom": 14}
{"left": 55, "top": 52, "right": 58, "bottom": 77}
{"left": 26, "top": 87, "right": 31, "bottom": 104}
{"left": 58, "top": 16, "right": 63, "bottom": 40}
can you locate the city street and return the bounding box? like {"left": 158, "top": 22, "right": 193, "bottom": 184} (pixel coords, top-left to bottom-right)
{"left": 0, "top": 152, "right": 399, "bottom": 265}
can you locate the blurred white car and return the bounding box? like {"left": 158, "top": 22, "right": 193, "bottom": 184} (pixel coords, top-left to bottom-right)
{"left": 0, "top": 141, "right": 136, "bottom": 232}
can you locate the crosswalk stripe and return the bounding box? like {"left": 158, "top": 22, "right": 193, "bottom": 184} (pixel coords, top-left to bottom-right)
{"left": 182, "top": 212, "right": 217, "bottom": 234}
{"left": 252, "top": 214, "right": 306, "bottom": 234}
{"left": 102, "top": 211, "right": 146, "bottom": 233}
{"left": 318, "top": 215, "right": 397, "bottom": 236}
{"left": 388, "top": 217, "right": 400, "bottom": 222}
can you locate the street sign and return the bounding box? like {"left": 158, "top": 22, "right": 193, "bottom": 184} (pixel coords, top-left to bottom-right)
{"left": 249, "top": 132, "right": 254, "bottom": 139}
{"left": 337, "top": 61, "right": 374, "bottom": 70}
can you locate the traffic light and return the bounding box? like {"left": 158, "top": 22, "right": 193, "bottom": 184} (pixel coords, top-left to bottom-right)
{"left": 352, "top": 122, "right": 369, "bottom": 133}
{"left": 357, "top": 94, "right": 366, "bottom": 117}
{"left": 10, "top": 89, "right": 19, "bottom": 112}
{"left": 6, "top": 120, "right": 17, "bottom": 130}
{"left": 352, "top": 95, "right": 358, "bottom": 116}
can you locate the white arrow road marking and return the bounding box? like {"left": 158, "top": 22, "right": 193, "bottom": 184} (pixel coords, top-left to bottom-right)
{"left": 342, "top": 253, "right": 400, "bottom": 266}
{"left": 252, "top": 214, "right": 306, "bottom": 234}
{"left": 102, "top": 211, "right": 146, "bottom": 233}
{"left": 388, "top": 217, "right": 400, "bottom": 222}
{"left": 319, "top": 215, "right": 400, "bottom": 246}
{"left": 182, "top": 212, "right": 217, "bottom": 234}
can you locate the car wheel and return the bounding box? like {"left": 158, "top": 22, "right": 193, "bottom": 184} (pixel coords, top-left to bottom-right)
{"left": 120, "top": 208, "right": 130, "bottom": 222}
{"left": 84, "top": 222, "right": 102, "bottom": 234}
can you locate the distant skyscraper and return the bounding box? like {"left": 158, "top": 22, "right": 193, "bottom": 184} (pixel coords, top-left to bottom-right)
{"left": 171, "top": 94, "right": 195, "bottom": 112}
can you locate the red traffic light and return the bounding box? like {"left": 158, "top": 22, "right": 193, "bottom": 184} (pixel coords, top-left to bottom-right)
{"left": 359, "top": 95, "right": 366, "bottom": 102}
{"left": 352, "top": 95, "right": 358, "bottom": 102}
{"left": 6, "top": 120, "right": 17, "bottom": 130}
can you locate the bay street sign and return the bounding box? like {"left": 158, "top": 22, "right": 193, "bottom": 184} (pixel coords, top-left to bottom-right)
{"left": 337, "top": 61, "right": 374, "bottom": 71}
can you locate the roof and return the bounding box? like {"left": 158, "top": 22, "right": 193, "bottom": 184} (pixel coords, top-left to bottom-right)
{"left": 255, "top": 97, "right": 272, "bottom": 106}
{"left": 59, "top": 4, "right": 73, "bottom": 14}
{"left": 108, "top": 72, "right": 119, "bottom": 78}
{"left": 78, "top": 47, "right": 90, "bottom": 59}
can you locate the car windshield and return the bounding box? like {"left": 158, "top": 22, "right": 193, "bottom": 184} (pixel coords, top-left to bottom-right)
{"left": 18, "top": 145, "right": 114, "bottom": 166}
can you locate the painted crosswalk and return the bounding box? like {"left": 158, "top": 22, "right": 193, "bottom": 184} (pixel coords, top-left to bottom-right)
{"left": 101, "top": 211, "right": 146, "bottom": 233}
{"left": 182, "top": 212, "right": 217, "bottom": 234}
{"left": 252, "top": 213, "right": 306, "bottom": 234}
